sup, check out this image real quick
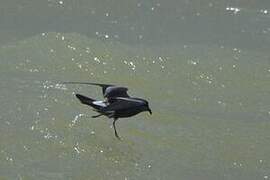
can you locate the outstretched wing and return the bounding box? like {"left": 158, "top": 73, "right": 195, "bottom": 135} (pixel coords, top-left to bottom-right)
{"left": 62, "top": 82, "right": 113, "bottom": 95}
{"left": 62, "top": 81, "right": 130, "bottom": 98}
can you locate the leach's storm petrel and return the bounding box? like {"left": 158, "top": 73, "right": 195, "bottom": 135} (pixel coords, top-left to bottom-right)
{"left": 63, "top": 82, "right": 152, "bottom": 139}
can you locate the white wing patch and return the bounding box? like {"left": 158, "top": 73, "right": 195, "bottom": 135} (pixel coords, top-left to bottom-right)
{"left": 115, "top": 97, "right": 143, "bottom": 103}
{"left": 93, "top": 100, "right": 107, "bottom": 107}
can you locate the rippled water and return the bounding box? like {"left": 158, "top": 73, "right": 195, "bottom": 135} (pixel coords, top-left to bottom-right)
{"left": 0, "top": 1, "right": 270, "bottom": 179}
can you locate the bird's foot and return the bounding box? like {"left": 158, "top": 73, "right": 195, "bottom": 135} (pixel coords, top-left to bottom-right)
{"left": 115, "top": 134, "right": 122, "bottom": 141}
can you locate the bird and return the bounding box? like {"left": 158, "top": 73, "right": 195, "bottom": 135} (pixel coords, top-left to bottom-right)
{"left": 63, "top": 82, "right": 152, "bottom": 139}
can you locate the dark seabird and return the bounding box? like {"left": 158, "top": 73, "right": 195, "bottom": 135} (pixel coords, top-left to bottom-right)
{"left": 63, "top": 82, "right": 152, "bottom": 139}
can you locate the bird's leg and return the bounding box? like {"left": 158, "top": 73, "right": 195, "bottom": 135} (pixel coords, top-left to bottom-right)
{"left": 113, "top": 118, "right": 121, "bottom": 140}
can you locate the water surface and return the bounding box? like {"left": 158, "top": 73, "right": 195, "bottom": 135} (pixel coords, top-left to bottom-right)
{"left": 0, "top": 0, "right": 270, "bottom": 179}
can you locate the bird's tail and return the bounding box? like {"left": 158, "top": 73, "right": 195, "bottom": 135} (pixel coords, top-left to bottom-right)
{"left": 75, "top": 94, "right": 114, "bottom": 118}
{"left": 75, "top": 94, "right": 102, "bottom": 110}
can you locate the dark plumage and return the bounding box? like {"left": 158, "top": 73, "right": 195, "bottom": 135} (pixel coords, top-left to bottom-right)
{"left": 63, "top": 82, "right": 152, "bottom": 139}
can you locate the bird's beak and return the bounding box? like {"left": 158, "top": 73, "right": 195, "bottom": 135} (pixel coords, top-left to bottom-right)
{"left": 148, "top": 108, "right": 152, "bottom": 115}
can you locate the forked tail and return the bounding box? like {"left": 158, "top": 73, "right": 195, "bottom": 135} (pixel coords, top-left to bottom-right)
{"left": 75, "top": 94, "right": 114, "bottom": 118}
{"left": 75, "top": 94, "right": 102, "bottom": 110}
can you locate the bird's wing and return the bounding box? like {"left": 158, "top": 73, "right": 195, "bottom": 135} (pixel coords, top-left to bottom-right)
{"left": 62, "top": 82, "right": 113, "bottom": 95}
{"left": 102, "top": 98, "right": 142, "bottom": 112}
{"left": 105, "top": 86, "right": 129, "bottom": 98}
{"left": 62, "top": 81, "right": 129, "bottom": 98}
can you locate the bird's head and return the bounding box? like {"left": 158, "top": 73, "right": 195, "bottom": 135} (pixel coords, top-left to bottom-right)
{"left": 142, "top": 101, "right": 152, "bottom": 115}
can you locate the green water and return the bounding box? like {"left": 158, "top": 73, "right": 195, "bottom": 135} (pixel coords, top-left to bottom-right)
{"left": 1, "top": 1, "right": 270, "bottom": 180}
